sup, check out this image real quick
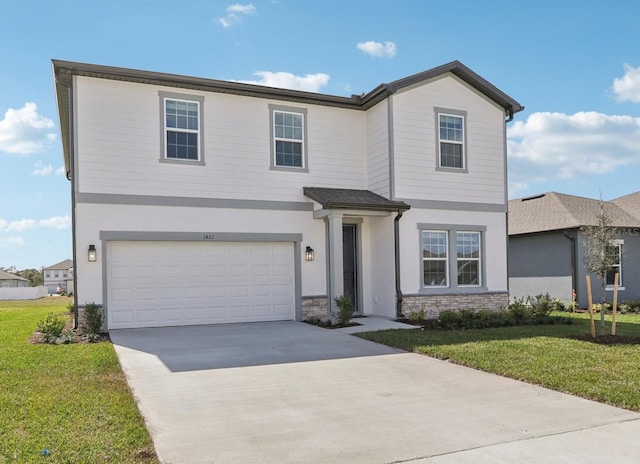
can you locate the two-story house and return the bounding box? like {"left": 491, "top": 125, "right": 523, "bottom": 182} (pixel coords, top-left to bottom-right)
{"left": 43, "top": 259, "right": 73, "bottom": 294}
{"left": 53, "top": 60, "right": 523, "bottom": 330}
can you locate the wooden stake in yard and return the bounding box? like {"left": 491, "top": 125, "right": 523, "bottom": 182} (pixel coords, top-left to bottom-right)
{"left": 586, "top": 275, "right": 596, "bottom": 338}
{"left": 612, "top": 272, "right": 619, "bottom": 336}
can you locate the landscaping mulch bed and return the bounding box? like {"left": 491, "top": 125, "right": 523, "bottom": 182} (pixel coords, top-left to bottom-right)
{"left": 29, "top": 313, "right": 110, "bottom": 345}
{"left": 303, "top": 320, "right": 362, "bottom": 329}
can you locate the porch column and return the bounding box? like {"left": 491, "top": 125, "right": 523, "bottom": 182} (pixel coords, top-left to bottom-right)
{"left": 326, "top": 212, "right": 344, "bottom": 318}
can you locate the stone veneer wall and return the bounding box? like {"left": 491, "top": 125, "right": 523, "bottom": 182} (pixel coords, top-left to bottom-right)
{"left": 401, "top": 292, "right": 509, "bottom": 318}
{"left": 302, "top": 296, "right": 328, "bottom": 319}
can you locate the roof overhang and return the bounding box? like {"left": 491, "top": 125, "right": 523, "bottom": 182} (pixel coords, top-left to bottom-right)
{"left": 304, "top": 187, "right": 410, "bottom": 217}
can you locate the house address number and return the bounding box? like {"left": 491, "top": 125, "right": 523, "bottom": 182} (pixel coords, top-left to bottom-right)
{"left": 202, "top": 234, "right": 215, "bottom": 240}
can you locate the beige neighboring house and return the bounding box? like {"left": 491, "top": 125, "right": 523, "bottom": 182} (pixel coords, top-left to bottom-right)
{"left": 43, "top": 259, "right": 74, "bottom": 294}
{"left": 0, "top": 269, "right": 30, "bottom": 288}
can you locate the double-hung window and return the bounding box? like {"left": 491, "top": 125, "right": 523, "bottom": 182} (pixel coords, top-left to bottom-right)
{"left": 435, "top": 108, "right": 467, "bottom": 171}
{"left": 420, "top": 226, "right": 484, "bottom": 289}
{"left": 422, "top": 231, "right": 448, "bottom": 287}
{"left": 160, "top": 92, "right": 204, "bottom": 164}
{"left": 270, "top": 105, "right": 307, "bottom": 170}
{"left": 605, "top": 240, "right": 623, "bottom": 288}
{"left": 456, "top": 231, "right": 481, "bottom": 286}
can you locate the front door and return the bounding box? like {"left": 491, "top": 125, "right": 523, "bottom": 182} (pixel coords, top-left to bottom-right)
{"left": 342, "top": 224, "right": 358, "bottom": 313}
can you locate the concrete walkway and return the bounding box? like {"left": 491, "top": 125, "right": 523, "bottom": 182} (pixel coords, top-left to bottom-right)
{"left": 111, "top": 321, "right": 640, "bottom": 464}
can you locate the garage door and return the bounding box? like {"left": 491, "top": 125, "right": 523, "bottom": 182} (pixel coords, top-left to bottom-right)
{"left": 106, "top": 241, "right": 295, "bottom": 329}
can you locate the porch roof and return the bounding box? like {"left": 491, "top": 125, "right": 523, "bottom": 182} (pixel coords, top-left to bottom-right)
{"left": 303, "top": 187, "right": 410, "bottom": 212}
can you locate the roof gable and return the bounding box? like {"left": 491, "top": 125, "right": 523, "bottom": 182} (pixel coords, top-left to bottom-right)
{"left": 44, "top": 259, "right": 73, "bottom": 271}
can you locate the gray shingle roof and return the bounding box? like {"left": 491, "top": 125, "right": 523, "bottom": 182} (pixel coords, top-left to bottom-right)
{"left": 44, "top": 259, "right": 73, "bottom": 271}
{"left": 303, "top": 187, "right": 410, "bottom": 212}
{"left": 0, "top": 269, "right": 29, "bottom": 282}
{"left": 508, "top": 192, "right": 640, "bottom": 235}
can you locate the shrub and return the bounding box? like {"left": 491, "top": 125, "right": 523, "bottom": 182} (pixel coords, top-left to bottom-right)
{"left": 333, "top": 295, "right": 355, "bottom": 325}
{"left": 527, "top": 293, "right": 554, "bottom": 320}
{"left": 82, "top": 302, "right": 104, "bottom": 336}
{"left": 38, "top": 312, "right": 68, "bottom": 343}
{"left": 407, "top": 306, "right": 427, "bottom": 328}
{"left": 65, "top": 299, "right": 75, "bottom": 314}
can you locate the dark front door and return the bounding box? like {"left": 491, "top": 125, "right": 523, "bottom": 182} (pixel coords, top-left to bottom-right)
{"left": 342, "top": 224, "right": 358, "bottom": 312}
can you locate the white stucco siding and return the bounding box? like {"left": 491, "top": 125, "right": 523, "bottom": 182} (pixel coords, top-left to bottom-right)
{"left": 399, "top": 208, "right": 508, "bottom": 294}
{"left": 391, "top": 74, "right": 506, "bottom": 204}
{"left": 73, "top": 203, "right": 327, "bottom": 306}
{"left": 365, "top": 101, "right": 390, "bottom": 197}
{"left": 74, "top": 77, "right": 367, "bottom": 201}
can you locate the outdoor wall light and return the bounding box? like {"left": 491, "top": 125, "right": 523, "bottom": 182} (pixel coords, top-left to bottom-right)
{"left": 305, "top": 246, "right": 315, "bottom": 262}
{"left": 88, "top": 244, "right": 97, "bottom": 262}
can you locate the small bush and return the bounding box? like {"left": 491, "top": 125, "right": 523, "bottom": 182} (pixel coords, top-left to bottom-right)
{"left": 407, "top": 307, "right": 427, "bottom": 328}
{"left": 65, "top": 299, "right": 75, "bottom": 314}
{"left": 82, "top": 302, "right": 104, "bottom": 335}
{"left": 527, "top": 293, "right": 554, "bottom": 320}
{"left": 333, "top": 294, "right": 355, "bottom": 325}
{"left": 37, "top": 312, "right": 68, "bottom": 343}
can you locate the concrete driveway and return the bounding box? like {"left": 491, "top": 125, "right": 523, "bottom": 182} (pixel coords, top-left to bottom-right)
{"left": 111, "top": 322, "right": 640, "bottom": 464}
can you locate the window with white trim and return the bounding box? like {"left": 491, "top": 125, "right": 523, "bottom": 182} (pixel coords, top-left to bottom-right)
{"left": 159, "top": 92, "right": 204, "bottom": 164}
{"left": 422, "top": 231, "right": 448, "bottom": 287}
{"left": 435, "top": 108, "right": 467, "bottom": 171}
{"left": 456, "top": 231, "right": 481, "bottom": 286}
{"left": 605, "top": 240, "right": 623, "bottom": 287}
{"left": 270, "top": 105, "right": 307, "bottom": 170}
{"left": 420, "top": 225, "right": 485, "bottom": 290}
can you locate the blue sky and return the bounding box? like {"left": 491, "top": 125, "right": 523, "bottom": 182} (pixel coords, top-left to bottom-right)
{"left": 2, "top": 0, "right": 640, "bottom": 270}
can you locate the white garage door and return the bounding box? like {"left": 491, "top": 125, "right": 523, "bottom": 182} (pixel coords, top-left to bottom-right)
{"left": 106, "top": 241, "right": 295, "bottom": 329}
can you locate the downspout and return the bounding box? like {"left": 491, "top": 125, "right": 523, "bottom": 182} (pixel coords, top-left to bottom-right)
{"left": 563, "top": 231, "right": 577, "bottom": 303}
{"left": 56, "top": 75, "right": 78, "bottom": 329}
{"left": 394, "top": 209, "right": 404, "bottom": 318}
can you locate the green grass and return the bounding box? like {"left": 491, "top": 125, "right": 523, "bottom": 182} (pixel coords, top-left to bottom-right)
{"left": 357, "top": 312, "right": 640, "bottom": 412}
{"left": 0, "top": 298, "right": 157, "bottom": 463}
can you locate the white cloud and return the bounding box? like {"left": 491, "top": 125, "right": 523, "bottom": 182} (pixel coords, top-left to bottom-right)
{"left": 356, "top": 41, "right": 397, "bottom": 58}
{"left": 3, "top": 219, "right": 37, "bottom": 232}
{"left": 38, "top": 216, "right": 71, "bottom": 230}
{"left": 612, "top": 64, "right": 640, "bottom": 103}
{"left": 55, "top": 166, "right": 66, "bottom": 176}
{"left": 507, "top": 111, "right": 640, "bottom": 194}
{"left": 0, "top": 215, "right": 70, "bottom": 233}
{"left": 219, "top": 3, "right": 255, "bottom": 27}
{"left": 236, "top": 71, "right": 330, "bottom": 92}
{"left": 32, "top": 161, "right": 53, "bottom": 176}
{"left": 0, "top": 103, "right": 56, "bottom": 155}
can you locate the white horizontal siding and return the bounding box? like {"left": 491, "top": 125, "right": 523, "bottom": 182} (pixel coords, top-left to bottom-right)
{"left": 366, "top": 101, "right": 390, "bottom": 198}
{"left": 75, "top": 77, "right": 367, "bottom": 201}
{"left": 392, "top": 74, "right": 506, "bottom": 204}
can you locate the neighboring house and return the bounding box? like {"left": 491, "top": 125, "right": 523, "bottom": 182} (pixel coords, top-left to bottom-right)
{"left": 53, "top": 59, "right": 523, "bottom": 330}
{"left": 0, "top": 269, "right": 29, "bottom": 288}
{"left": 43, "top": 259, "right": 73, "bottom": 294}
{"left": 508, "top": 191, "right": 640, "bottom": 308}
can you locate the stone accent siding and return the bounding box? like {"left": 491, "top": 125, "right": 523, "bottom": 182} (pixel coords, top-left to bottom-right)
{"left": 401, "top": 292, "right": 509, "bottom": 319}
{"left": 302, "top": 296, "right": 328, "bottom": 319}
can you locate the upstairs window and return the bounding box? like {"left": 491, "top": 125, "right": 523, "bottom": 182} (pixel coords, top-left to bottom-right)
{"left": 159, "top": 92, "right": 204, "bottom": 164}
{"left": 270, "top": 105, "right": 308, "bottom": 171}
{"left": 435, "top": 108, "right": 467, "bottom": 171}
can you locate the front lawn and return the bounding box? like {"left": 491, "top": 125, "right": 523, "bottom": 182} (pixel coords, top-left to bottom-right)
{"left": 0, "top": 298, "right": 157, "bottom": 463}
{"left": 357, "top": 312, "right": 640, "bottom": 412}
